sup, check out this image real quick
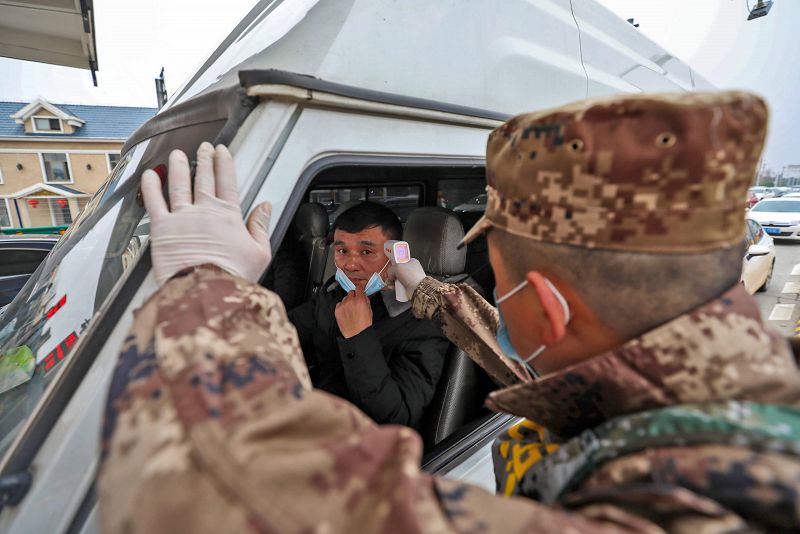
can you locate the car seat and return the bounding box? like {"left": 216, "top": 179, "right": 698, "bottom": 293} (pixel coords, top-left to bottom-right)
{"left": 454, "top": 210, "right": 494, "bottom": 297}
{"left": 403, "top": 207, "right": 487, "bottom": 448}
{"left": 292, "top": 202, "right": 331, "bottom": 298}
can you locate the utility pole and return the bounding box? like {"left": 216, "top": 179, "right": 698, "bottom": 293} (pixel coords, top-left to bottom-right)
{"left": 756, "top": 159, "right": 766, "bottom": 186}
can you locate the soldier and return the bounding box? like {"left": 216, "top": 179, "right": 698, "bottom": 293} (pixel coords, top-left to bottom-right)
{"left": 100, "top": 92, "right": 800, "bottom": 533}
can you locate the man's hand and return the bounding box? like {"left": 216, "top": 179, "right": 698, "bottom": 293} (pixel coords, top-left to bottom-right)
{"left": 335, "top": 288, "right": 373, "bottom": 338}
{"left": 141, "top": 142, "right": 272, "bottom": 286}
{"left": 389, "top": 258, "right": 427, "bottom": 296}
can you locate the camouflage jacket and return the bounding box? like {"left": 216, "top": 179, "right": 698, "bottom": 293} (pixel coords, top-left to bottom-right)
{"left": 100, "top": 267, "right": 800, "bottom": 533}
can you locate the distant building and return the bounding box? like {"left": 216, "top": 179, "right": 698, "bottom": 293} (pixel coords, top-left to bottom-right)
{"left": 0, "top": 98, "right": 155, "bottom": 229}
{"left": 784, "top": 165, "right": 800, "bottom": 187}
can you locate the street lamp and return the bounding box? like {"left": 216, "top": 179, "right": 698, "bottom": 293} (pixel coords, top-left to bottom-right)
{"left": 748, "top": 0, "right": 774, "bottom": 20}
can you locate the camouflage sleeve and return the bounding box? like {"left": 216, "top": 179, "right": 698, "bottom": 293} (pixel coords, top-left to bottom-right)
{"left": 411, "top": 276, "right": 529, "bottom": 385}
{"left": 99, "top": 266, "right": 632, "bottom": 533}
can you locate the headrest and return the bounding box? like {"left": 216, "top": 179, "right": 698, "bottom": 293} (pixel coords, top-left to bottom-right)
{"left": 294, "top": 203, "right": 329, "bottom": 242}
{"left": 404, "top": 207, "right": 467, "bottom": 276}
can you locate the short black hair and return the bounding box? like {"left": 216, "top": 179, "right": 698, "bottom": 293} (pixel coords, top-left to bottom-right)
{"left": 333, "top": 201, "right": 402, "bottom": 240}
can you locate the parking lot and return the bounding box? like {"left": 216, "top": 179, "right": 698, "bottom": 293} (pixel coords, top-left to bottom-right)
{"left": 754, "top": 240, "right": 800, "bottom": 337}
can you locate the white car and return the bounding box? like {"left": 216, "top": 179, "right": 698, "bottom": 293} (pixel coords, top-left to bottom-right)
{"left": 748, "top": 197, "right": 800, "bottom": 241}
{"left": 0, "top": 1, "right": 715, "bottom": 531}
{"left": 741, "top": 218, "right": 775, "bottom": 294}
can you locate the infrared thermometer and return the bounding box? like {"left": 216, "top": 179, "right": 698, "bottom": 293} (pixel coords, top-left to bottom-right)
{"left": 384, "top": 240, "right": 411, "bottom": 302}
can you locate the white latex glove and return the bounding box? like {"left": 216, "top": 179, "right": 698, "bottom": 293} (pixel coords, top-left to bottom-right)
{"left": 390, "top": 258, "right": 427, "bottom": 297}
{"left": 141, "top": 142, "right": 272, "bottom": 286}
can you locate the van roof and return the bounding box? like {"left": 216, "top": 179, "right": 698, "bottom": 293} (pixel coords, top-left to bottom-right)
{"left": 164, "top": 0, "right": 711, "bottom": 116}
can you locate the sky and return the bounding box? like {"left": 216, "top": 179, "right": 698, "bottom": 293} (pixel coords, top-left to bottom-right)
{"left": 0, "top": 0, "right": 797, "bottom": 171}
{"left": 0, "top": 0, "right": 258, "bottom": 108}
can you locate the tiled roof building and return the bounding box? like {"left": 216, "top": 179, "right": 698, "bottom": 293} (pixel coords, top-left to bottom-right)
{"left": 0, "top": 99, "right": 156, "bottom": 229}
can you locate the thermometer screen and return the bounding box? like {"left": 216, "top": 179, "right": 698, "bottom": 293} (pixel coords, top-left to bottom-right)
{"left": 394, "top": 243, "right": 410, "bottom": 263}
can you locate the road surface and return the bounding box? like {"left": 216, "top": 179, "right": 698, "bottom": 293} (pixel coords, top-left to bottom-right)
{"left": 754, "top": 241, "right": 800, "bottom": 337}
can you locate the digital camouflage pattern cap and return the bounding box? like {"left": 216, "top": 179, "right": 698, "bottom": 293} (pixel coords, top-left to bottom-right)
{"left": 461, "top": 91, "right": 769, "bottom": 252}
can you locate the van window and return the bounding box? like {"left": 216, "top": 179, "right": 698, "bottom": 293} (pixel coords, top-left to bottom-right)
{"left": 0, "top": 148, "right": 146, "bottom": 458}
{"left": 282, "top": 162, "right": 494, "bottom": 451}
{"left": 438, "top": 179, "right": 486, "bottom": 212}
{"left": 368, "top": 185, "right": 420, "bottom": 222}
{"left": 310, "top": 185, "right": 421, "bottom": 223}
{"left": 309, "top": 187, "right": 366, "bottom": 224}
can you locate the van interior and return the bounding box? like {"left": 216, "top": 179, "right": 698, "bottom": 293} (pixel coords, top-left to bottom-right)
{"left": 261, "top": 164, "right": 501, "bottom": 456}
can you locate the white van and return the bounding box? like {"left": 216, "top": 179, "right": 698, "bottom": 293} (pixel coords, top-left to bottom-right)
{"left": 0, "top": 1, "right": 711, "bottom": 531}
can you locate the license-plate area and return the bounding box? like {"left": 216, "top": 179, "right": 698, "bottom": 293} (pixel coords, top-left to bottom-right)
{"left": 765, "top": 227, "right": 781, "bottom": 235}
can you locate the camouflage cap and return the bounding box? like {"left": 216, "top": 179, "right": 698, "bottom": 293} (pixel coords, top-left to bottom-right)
{"left": 461, "top": 91, "right": 768, "bottom": 252}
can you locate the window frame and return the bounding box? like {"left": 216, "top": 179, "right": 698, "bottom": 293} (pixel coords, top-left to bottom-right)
{"left": 31, "top": 116, "right": 64, "bottom": 134}
{"left": 107, "top": 153, "right": 121, "bottom": 173}
{"left": 47, "top": 197, "right": 73, "bottom": 226}
{"left": 39, "top": 152, "right": 74, "bottom": 184}
{"left": 280, "top": 156, "right": 494, "bottom": 463}
{"left": 0, "top": 198, "right": 13, "bottom": 228}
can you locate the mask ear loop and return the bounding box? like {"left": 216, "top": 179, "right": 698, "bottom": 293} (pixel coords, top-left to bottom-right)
{"left": 376, "top": 259, "right": 391, "bottom": 283}
{"left": 524, "top": 278, "right": 571, "bottom": 380}
{"left": 495, "top": 279, "right": 528, "bottom": 304}
{"left": 511, "top": 346, "right": 542, "bottom": 382}
{"left": 543, "top": 278, "right": 571, "bottom": 325}
{"left": 496, "top": 279, "right": 536, "bottom": 381}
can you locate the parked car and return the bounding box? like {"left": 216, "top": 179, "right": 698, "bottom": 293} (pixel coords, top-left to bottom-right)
{"left": 0, "top": 1, "right": 714, "bottom": 530}
{"left": 748, "top": 186, "right": 772, "bottom": 201}
{"left": 454, "top": 193, "right": 488, "bottom": 213}
{"left": 746, "top": 191, "right": 760, "bottom": 209}
{"left": 0, "top": 235, "right": 58, "bottom": 312}
{"left": 748, "top": 197, "right": 800, "bottom": 240}
{"left": 773, "top": 187, "right": 789, "bottom": 197}
{"left": 741, "top": 219, "right": 775, "bottom": 294}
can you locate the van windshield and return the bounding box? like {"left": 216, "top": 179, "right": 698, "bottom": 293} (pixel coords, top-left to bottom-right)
{"left": 0, "top": 142, "right": 151, "bottom": 458}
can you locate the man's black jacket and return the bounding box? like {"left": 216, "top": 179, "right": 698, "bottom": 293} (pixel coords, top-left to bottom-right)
{"left": 288, "top": 281, "right": 449, "bottom": 428}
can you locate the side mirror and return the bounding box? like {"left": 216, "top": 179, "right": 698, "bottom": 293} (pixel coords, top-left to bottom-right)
{"left": 746, "top": 244, "right": 770, "bottom": 259}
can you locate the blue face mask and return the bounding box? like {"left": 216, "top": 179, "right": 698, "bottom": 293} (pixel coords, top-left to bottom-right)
{"left": 335, "top": 267, "right": 356, "bottom": 293}
{"left": 336, "top": 261, "right": 390, "bottom": 296}
{"left": 493, "top": 277, "right": 570, "bottom": 380}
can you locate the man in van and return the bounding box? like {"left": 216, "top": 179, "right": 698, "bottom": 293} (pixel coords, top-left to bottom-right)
{"left": 288, "top": 201, "right": 449, "bottom": 428}
{"left": 100, "top": 91, "right": 800, "bottom": 533}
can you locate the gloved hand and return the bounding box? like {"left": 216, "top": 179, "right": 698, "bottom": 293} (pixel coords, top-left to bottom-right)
{"left": 141, "top": 142, "right": 272, "bottom": 286}
{"left": 389, "top": 258, "right": 427, "bottom": 297}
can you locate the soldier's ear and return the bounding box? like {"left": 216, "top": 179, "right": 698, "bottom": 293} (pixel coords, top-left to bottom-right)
{"left": 527, "top": 271, "right": 567, "bottom": 345}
